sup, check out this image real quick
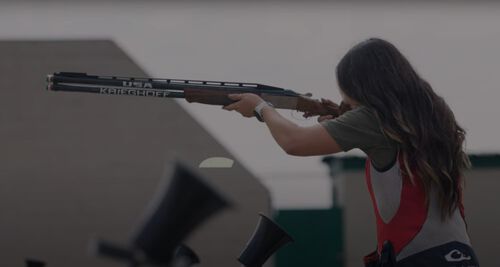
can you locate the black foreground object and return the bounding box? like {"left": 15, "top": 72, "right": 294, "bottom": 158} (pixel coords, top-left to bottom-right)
{"left": 25, "top": 259, "right": 45, "bottom": 267}
{"left": 92, "top": 241, "right": 199, "bottom": 267}
{"left": 133, "top": 160, "right": 230, "bottom": 264}
{"left": 238, "top": 213, "right": 294, "bottom": 267}
{"left": 93, "top": 160, "right": 231, "bottom": 266}
{"left": 171, "top": 244, "right": 201, "bottom": 267}
{"left": 92, "top": 239, "right": 135, "bottom": 263}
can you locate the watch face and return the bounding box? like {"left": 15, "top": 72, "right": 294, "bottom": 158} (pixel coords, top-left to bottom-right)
{"left": 253, "top": 101, "right": 267, "bottom": 122}
{"left": 253, "top": 110, "right": 264, "bottom": 122}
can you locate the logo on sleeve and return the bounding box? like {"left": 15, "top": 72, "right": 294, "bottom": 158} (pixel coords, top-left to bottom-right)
{"left": 444, "top": 249, "right": 472, "bottom": 262}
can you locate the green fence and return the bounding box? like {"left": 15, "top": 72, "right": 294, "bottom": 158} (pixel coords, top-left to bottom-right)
{"left": 274, "top": 207, "right": 344, "bottom": 267}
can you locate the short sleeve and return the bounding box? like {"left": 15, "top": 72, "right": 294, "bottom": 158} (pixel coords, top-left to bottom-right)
{"left": 320, "top": 106, "right": 398, "bottom": 169}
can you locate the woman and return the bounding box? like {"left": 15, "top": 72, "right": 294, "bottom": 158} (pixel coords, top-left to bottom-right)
{"left": 222, "top": 38, "right": 479, "bottom": 267}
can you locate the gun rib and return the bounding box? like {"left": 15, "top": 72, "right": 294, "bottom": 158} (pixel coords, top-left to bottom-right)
{"left": 49, "top": 72, "right": 294, "bottom": 94}
{"left": 50, "top": 75, "right": 248, "bottom": 90}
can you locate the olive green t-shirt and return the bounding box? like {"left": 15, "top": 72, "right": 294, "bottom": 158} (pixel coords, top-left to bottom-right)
{"left": 320, "top": 106, "right": 398, "bottom": 170}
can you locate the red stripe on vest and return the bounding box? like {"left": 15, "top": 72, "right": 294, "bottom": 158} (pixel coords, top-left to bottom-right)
{"left": 365, "top": 157, "right": 428, "bottom": 255}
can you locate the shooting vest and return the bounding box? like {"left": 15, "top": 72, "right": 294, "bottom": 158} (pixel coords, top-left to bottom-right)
{"left": 364, "top": 154, "right": 471, "bottom": 261}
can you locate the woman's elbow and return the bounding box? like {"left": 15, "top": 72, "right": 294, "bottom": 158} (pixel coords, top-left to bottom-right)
{"left": 278, "top": 127, "right": 341, "bottom": 156}
{"left": 282, "top": 139, "right": 343, "bottom": 156}
{"left": 284, "top": 145, "right": 302, "bottom": 156}
{"left": 281, "top": 139, "right": 302, "bottom": 156}
{"left": 282, "top": 141, "right": 312, "bottom": 157}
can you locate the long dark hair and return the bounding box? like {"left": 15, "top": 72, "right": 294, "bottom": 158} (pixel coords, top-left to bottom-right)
{"left": 336, "top": 38, "right": 470, "bottom": 219}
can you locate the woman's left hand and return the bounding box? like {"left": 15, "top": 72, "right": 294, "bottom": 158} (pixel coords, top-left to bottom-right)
{"left": 223, "top": 93, "right": 264, "bottom": 118}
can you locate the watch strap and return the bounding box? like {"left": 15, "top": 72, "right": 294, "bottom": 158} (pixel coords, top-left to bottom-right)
{"left": 254, "top": 101, "right": 272, "bottom": 122}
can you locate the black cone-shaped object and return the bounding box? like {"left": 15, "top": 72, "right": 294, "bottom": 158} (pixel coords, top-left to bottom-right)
{"left": 132, "top": 160, "right": 230, "bottom": 265}
{"left": 91, "top": 239, "right": 135, "bottom": 263}
{"left": 171, "top": 244, "right": 200, "bottom": 267}
{"left": 25, "top": 259, "right": 45, "bottom": 267}
{"left": 238, "top": 213, "right": 294, "bottom": 267}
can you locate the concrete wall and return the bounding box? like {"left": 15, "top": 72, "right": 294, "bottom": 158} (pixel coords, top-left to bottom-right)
{"left": 0, "top": 40, "right": 270, "bottom": 267}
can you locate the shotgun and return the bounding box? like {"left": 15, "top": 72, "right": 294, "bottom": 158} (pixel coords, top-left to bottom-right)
{"left": 46, "top": 72, "right": 349, "bottom": 120}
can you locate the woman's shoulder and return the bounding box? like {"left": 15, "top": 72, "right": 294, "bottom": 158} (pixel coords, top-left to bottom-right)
{"left": 320, "top": 105, "right": 387, "bottom": 149}
{"left": 334, "top": 105, "right": 380, "bottom": 131}
{"left": 320, "top": 105, "right": 398, "bottom": 169}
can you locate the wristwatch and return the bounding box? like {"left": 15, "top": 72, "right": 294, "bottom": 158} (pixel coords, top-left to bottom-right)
{"left": 254, "top": 101, "right": 274, "bottom": 122}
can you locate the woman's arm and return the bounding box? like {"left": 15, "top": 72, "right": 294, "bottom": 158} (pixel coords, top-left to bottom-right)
{"left": 223, "top": 93, "right": 342, "bottom": 156}
{"left": 260, "top": 105, "right": 343, "bottom": 156}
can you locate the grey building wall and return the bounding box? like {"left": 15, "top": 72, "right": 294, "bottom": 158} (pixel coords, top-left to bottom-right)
{"left": 0, "top": 40, "right": 270, "bottom": 267}
{"left": 343, "top": 163, "right": 499, "bottom": 267}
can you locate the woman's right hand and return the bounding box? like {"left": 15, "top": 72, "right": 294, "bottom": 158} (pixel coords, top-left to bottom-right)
{"left": 317, "top": 114, "right": 335, "bottom": 122}
{"left": 317, "top": 99, "right": 351, "bottom": 122}
{"left": 302, "top": 98, "right": 352, "bottom": 122}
